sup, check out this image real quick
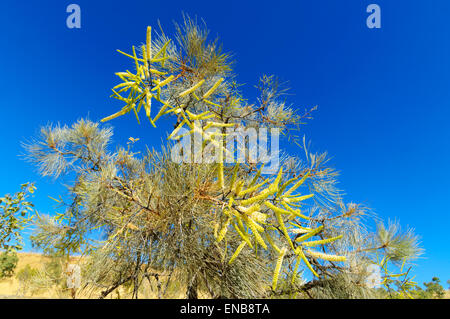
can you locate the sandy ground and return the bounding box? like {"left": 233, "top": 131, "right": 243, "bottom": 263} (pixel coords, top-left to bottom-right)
{"left": 0, "top": 252, "right": 188, "bottom": 299}
{"left": 1, "top": 253, "right": 448, "bottom": 299}
{"left": 0, "top": 252, "right": 81, "bottom": 299}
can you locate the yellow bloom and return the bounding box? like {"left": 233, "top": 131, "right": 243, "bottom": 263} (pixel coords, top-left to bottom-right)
{"left": 146, "top": 26, "right": 152, "bottom": 60}
{"left": 302, "top": 235, "right": 343, "bottom": 247}
{"left": 203, "top": 78, "right": 224, "bottom": 99}
{"left": 272, "top": 247, "right": 286, "bottom": 290}
{"left": 229, "top": 241, "right": 247, "bottom": 264}
{"left": 306, "top": 250, "right": 346, "bottom": 262}
{"left": 179, "top": 80, "right": 205, "bottom": 97}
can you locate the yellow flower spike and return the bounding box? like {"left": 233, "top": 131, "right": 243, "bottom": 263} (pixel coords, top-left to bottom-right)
{"left": 141, "top": 45, "right": 150, "bottom": 78}
{"left": 138, "top": 65, "right": 145, "bottom": 79}
{"left": 247, "top": 164, "right": 265, "bottom": 188}
{"left": 153, "top": 39, "right": 171, "bottom": 59}
{"left": 151, "top": 75, "right": 174, "bottom": 91}
{"left": 185, "top": 110, "right": 212, "bottom": 121}
{"left": 132, "top": 104, "right": 140, "bottom": 124}
{"left": 167, "top": 120, "right": 187, "bottom": 140}
{"left": 217, "top": 161, "right": 225, "bottom": 189}
{"left": 146, "top": 26, "right": 152, "bottom": 61}
{"left": 295, "top": 225, "right": 324, "bottom": 243}
{"left": 236, "top": 204, "right": 260, "bottom": 215}
{"left": 144, "top": 88, "right": 152, "bottom": 117}
{"left": 231, "top": 222, "right": 253, "bottom": 248}
{"left": 291, "top": 254, "right": 302, "bottom": 285}
{"left": 267, "top": 167, "right": 283, "bottom": 193}
{"left": 264, "top": 201, "right": 291, "bottom": 215}
{"left": 113, "top": 81, "right": 135, "bottom": 90}
{"left": 136, "top": 99, "right": 144, "bottom": 113}
{"left": 110, "top": 89, "right": 127, "bottom": 101}
{"left": 227, "top": 196, "right": 234, "bottom": 209}
{"left": 233, "top": 210, "right": 246, "bottom": 233}
{"left": 281, "top": 201, "right": 311, "bottom": 220}
{"left": 150, "top": 57, "right": 169, "bottom": 63}
{"left": 284, "top": 171, "right": 310, "bottom": 196}
{"left": 203, "top": 78, "right": 224, "bottom": 99}
{"left": 206, "top": 122, "right": 235, "bottom": 128}
{"left": 179, "top": 79, "right": 205, "bottom": 97}
{"left": 117, "top": 49, "right": 145, "bottom": 62}
{"left": 306, "top": 250, "right": 346, "bottom": 262}
{"left": 149, "top": 68, "right": 167, "bottom": 76}
{"left": 400, "top": 258, "right": 406, "bottom": 272}
{"left": 284, "top": 194, "right": 314, "bottom": 204}
{"left": 272, "top": 247, "right": 286, "bottom": 290}
{"left": 170, "top": 128, "right": 193, "bottom": 141}
{"left": 264, "top": 232, "right": 281, "bottom": 253}
{"left": 216, "top": 217, "right": 231, "bottom": 243}
{"left": 192, "top": 92, "right": 200, "bottom": 101}
{"left": 388, "top": 272, "right": 408, "bottom": 278}
{"left": 239, "top": 186, "right": 274, "bottom": 206}
{"left": 131, "top": 46, "right": 140, "bottom": 72}
{"left": 289, "top": 222, "right": 312, "bottom": 231}
{"left": 291, "top": 228, "right": 312, "bottom": 235}
{"left": 203, "top": 99, "right": 222, "bottom": 108}
{"left": 101, "top": 107, "right": 130, "bottom": 122}
{"left": 234, "top": 180, "right": 244, "bottom": 196}
{"left": 301, "top": 235, "right": 343, "bottom": 247}
{"left": 280, "top": 177, "right": 297, "bottom": 189}
{"left": 248, "top": 218, "right": 264, "bottom": 233}
{"left": 115, "top": 72, "right": 129, "bottom": 81}
{"left": 265, "top": 201, "right": 294, "bottom": 250}
{"left": 177, "top": 108, "right": 193, "bottom": 129}
{"left": 238, "top": 181, "right": 268, "bottom": 197}
{"left": 228, "top": 241, "right": 247, "bottom": 264}
{"left": 296, "top": 246, "right": 319, "bottom": 277}
{"left": 151, "top": 100, "right": 173, "bottom": 123}
{"left": 204, "top": 112, "right": 220, "bottom": 121}
{"left": 242, "top": 215, "right": 267, "bottom": 249}
{"left": 217, "top": 142, "right": 225, "bottom": 189}
{"left": 185, "top": 109, "right": 198, "bottom": 120}
{"left": 251, "top": 211, "right": 268, "bottom": 223}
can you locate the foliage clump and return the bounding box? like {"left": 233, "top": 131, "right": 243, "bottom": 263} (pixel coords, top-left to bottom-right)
{"left": 0, "top": 183, "right": 36, "bottom": 252}
{"left": 0, "top": 251, "right": 19, "bottom": 279}
{"left": 23, "top": 16, "right": 423, "bottom": 299}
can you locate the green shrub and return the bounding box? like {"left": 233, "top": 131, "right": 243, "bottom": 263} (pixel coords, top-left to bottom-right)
{"left": 16, "top": 264, "right": 39, "bottom": 283}
{"left": 0, "top": 251, "right": 19, "bottom": 279}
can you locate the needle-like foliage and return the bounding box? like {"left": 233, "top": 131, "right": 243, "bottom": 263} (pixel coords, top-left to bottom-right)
{"left": 23, "top": 16, "right": 422, "bottom": 299}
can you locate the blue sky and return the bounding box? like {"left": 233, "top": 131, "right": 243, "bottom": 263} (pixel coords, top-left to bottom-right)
{"left": 0, "top": 0, "right": 449, "bottom": 286}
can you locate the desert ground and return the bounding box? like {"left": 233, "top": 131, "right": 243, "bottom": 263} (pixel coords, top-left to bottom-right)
{"left": 0, "top": 253, "right": 448, "bottom": 299}
{"left": 0, "top": 252, "right": 193, "bottom": 299}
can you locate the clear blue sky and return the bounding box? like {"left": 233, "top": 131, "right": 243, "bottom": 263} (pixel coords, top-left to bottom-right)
{"left": 0, "top": 0, "right": 449, "bottom": 286}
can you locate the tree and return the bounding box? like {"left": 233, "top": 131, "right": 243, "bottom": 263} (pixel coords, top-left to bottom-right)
{"left": 24, "top": 16, "right": 422, "bottom": 299}
{"left": 0, "top": 183, "right": 36, "bottom": 252}
{"left": 0, "top": 251, "right": 19, "bottom": 279}
{"left": 423, "top": 277, "right": 445, "bottom": 299}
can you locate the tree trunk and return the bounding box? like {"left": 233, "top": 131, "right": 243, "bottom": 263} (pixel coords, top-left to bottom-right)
{"left": 186, "top": 275, "right": 198, "bottom": 299}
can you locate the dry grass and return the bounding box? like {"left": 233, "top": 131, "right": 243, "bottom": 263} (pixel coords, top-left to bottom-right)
{"left": 2, "top": 253, "right": 448, "bottom": 299}
{"left": 0, "top": 252, "right": 198, "bottom": 299}
{"left": 0, "top": 252, "right": 82, "bottom": 299}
